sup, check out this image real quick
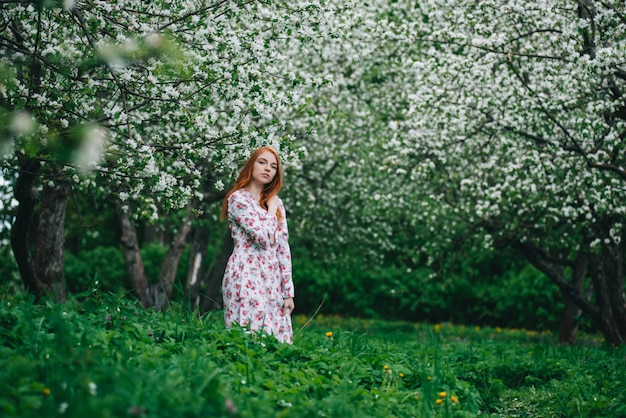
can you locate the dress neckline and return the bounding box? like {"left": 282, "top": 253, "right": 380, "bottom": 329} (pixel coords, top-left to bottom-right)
{"left": 241, "top": 188, "right": 265, "bottom": 211}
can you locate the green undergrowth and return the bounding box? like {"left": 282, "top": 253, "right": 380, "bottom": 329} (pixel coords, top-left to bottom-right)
{"left": 1, "top": 291, "right": 624, "bottom": 418}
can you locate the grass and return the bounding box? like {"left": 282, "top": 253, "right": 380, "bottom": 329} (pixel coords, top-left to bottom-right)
{"left": 1, "top": 290, "right": 625, "bottom": 418}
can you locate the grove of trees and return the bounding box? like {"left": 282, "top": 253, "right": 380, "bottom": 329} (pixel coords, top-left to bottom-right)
{"left": 1, "top": 0, "right": 625, "bottom": 345}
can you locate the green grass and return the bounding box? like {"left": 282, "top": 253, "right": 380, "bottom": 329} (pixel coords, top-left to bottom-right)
{"left": 1, "top": 291, "right": 624, "bottom": 418}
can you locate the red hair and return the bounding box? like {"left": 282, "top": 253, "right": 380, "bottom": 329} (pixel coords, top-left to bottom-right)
{"left": 220, "top": 146, "right": 284, "bottom": 221}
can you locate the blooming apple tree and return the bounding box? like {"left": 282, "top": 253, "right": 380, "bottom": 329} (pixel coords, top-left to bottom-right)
{"left": 281, "top": 0, "right": 626, "bottom": 344}
{"left": 0, "top": 0, "right": 350, "bottom": 301}
{"left": 283, "top": 1, "right": 421, "bottom": 257}
{"left": 384, "top": 0, "right": 626, "bottom": 344}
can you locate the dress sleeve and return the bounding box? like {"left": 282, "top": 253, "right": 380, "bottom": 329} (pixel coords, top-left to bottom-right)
{"left": 228, "top": 191, "right": 278, "bottom": 249}
{"left": 276, "top": 200, "right": 295, "bottom": 298}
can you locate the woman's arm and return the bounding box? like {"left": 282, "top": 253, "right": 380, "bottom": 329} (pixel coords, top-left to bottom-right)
{"left": 228, "top": 191, "right": 278, "bottom": 249}
{"left": 276, "top": 201, "right": 295, "bottom": 299}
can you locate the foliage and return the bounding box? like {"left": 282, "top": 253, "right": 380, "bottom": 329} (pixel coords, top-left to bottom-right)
{"left": 137, "top": 241, "right": 190, "bottom": 285}
{"left": 64, "top": 243, "right": 191, "bottom": 293}
{"left": 393, "top": 0, "right": 626, "bottom": 249}
{"left": 281, "top": 0, "right": 626, "bottom": 342}
{"left": 1, "top": 290, "right": 624, "bottom": 417}
{"left": 1, "top": 0, "right": 344, "bottom": 218}
{"left": 292, "top": 244, "right": 565, "bottom": 332}
{"left": 0, "top": 245, "right": 19, "bottom": 290}
{"left": 64, "top": 246, "right": 127, "bottom": 294}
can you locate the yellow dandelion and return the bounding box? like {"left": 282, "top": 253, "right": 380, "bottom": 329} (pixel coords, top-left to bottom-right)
{"left": 42, "top": 388, "right": 51, "bottom": 396}
{"left": 434, "top": 324, "right": 441, "bottom": 332}
{"left": 439, "top": 391, "right": 447, "bottom": 398}
{"left": 325, "top": 331, "right": 333, "bottom": 338}
{"left": 427, "top": 376, "right": 432, "bottom": 381}
{"left": 399, "top": 373, "right": 404, "bottom": 378}
{"left": 435, "top": 399, "right": 444, "bottom": 405}
{"left": 451, "top": 395, "right": 459, "bottom": 403}
{"left": 383, "top": 365, "right": 389, "bottom": 370}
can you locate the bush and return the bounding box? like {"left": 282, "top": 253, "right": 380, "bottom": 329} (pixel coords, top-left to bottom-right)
{"left": 292, "top": 246, "right": 563, "bottom": 332}
{"left": 0, "top": 246, "right": 20, "bottom": 291}
{"left": 65, "top": 243, "right": 191, "bottom": 298}
{"left": 65, "top": 246, "right": 127, "bottom": 293}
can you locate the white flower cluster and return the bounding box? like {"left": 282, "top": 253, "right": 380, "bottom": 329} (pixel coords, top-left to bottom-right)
{"left": 2, "top": 0, "right": 350, "bottom": 220}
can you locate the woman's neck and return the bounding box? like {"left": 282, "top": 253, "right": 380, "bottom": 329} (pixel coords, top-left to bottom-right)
{"left": 246, "top": 182, "right": 264, "bottom": 202}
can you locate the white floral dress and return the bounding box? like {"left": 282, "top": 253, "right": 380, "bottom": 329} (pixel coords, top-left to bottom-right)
{"left": 222, "top": 189, "right": 295, "bottom": 343}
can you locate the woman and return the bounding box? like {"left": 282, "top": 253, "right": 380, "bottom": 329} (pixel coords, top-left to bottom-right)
{"left": 220, "top": 146, "right": 295, "bottom": 343}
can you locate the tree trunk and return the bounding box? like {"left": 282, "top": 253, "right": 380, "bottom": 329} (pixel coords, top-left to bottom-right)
{"left": 589, "top": 242, "right": 626, "bottom": 346}
{"left": 514, "top": 239, "right": 626, "bottom": 345}
{"left": 199, "top": 230, "right": 233, "bottom": 314}
{"left": 185, "top": 220, "right": 211, "bottom": 312}
{"left": 185, "top": 176, "right": 228, "bottom": 314}
{"left": 11, "top": 157, "right": 41, "bottom": 297}
{"left": 119, "top": 210, "right": 149, "bottom": 307}
{"left": 558, "top": 295, "right": 581, "bottom": 344}
{"left": 557, "top": 253, "right": 588, "bottom": 344}
{"left": 33, "top": 175, "right": 70, "bottom": 302}
{"left": 151, "top": 207, "right": 195, "bottom": 311}
{"left": 604, "top": 245, "right": 626, "bottom": 342}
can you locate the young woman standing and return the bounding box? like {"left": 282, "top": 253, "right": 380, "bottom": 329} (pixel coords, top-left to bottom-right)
{"left": 220, "top": 147, "right": 295, "bottom": 343}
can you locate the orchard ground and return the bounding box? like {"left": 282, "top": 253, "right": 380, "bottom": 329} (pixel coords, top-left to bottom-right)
{"left": 1, "top": 290, "right": 625, "bottom": 418}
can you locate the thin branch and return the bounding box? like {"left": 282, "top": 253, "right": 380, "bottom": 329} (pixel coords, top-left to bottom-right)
{"left": 70, "top": 8, "right": 134, "bottom": 139}
{"left": 25, "top": 8, "right": 43, "bottom": 107}
{"left": 506, "top": 59, "right": 586, "bottom": 157}
{"left": 502, "top": 125, "right": 550, "bottom": 146}
{"left": 589, "top": 162, "right": 626, "bottom": 181}
{"left": 419, "top": 35, "right": 573, "bottom": 63}
{"left": 158, "top": 0, "right": 230, "bottom": 31}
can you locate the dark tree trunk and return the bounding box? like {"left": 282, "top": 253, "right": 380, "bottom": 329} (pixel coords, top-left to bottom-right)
{"left": 185, "top": 220, "right": 211, "bottom": 312}
{"left": 150, "top": 207, "right": 195, "bottom": 311}
{"left": 605, "top": 246, "right": 626, "bottom": 341}
{"left": 33, "top": 176, "right": 70, "bottom": 301}
{"left": 558, "top": 253, "right": 588, "bottom": 344}
{"left": 11, "top": 157, "right": 41, "bottom": 297}
{"left": 513, "top": 238, "right": 626, "bottom": 345}
{"left": 199, "top": 230, "right": 233, "bottom": 314}
{"left": 185, "top": 177, "right": 228, "bottom": 314}
{"left": 589, "top": 242, "right": 626, "bottom": 346}
{"left": 119, "top": 210, "right": 149, "bottom": 307}
{"left": 558, "top": 296, "right": 581, "bottom": 344}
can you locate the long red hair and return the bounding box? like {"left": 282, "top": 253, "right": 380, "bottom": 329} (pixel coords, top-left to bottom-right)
{"left": 220, "top": 146, "right": 283, "bottom": 221}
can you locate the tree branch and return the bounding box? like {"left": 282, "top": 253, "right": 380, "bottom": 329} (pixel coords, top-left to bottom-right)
{"left": 511, "top": 240, "right": 600, "bottom": 320}
{"left": 70, "top": 7, "right": 134, "bottom": 139}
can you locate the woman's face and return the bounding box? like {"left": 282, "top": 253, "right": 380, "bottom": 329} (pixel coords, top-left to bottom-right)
{"left": 252, "top": 150, "right": 278, "bottom": 185}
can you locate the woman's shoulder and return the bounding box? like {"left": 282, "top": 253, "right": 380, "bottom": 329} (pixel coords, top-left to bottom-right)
{"left": 227, "top": 189, "right": 251, "bottom": 210}
{"left": 229, "top": 188, "right": 249, "bottom": 201}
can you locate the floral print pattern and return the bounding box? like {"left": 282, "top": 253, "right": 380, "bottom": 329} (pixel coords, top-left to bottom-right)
{"left": 222, "top": 189, "right": 294, "bottom": 343}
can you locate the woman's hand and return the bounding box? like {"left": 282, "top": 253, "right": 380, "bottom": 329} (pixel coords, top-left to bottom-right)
{"left": 283, "top": 298, "right": 294, "bottom": 315}
{"left": 267, "top": 195, "right": 280, "bottom": 216}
